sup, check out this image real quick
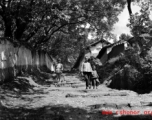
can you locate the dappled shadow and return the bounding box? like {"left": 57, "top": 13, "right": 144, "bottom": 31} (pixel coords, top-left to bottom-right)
{"left": 1, "top": 73, "right": 152, "bottom": 120}
{"left": 118, "top": 115, "right": 152, "bottom": 120}
{"left": 0, "top": 104, "right": 115, "bottom": 120}
{"left": 1, "top": 103, "right": 152, "bottom": 120}
{"left": 64, "top": 72, "right": 82, "bottom": 80}
{"left": 1, "top": 78, "right": 34, "bottom": 93}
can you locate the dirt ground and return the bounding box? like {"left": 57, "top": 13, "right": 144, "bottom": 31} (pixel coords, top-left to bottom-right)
{"left": 0, "top": 73, "right": 152, "bottom": 120}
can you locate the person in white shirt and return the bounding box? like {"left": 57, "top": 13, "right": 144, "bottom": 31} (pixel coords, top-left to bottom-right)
{"left": 81, "top": 57, "right": 92, "bottom": 89}
{"left": 55, "top": 59, "right": 63, "bottom": 82}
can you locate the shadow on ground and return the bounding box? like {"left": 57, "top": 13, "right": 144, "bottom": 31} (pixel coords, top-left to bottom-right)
{"left": 1, "top": 104, "right": 152, "bottom": 120}
{"left": 0, "top": 104, "right": 103, "bottom": 120}
{"left": 118, "top": 115, "right": 152, "bottom": 120}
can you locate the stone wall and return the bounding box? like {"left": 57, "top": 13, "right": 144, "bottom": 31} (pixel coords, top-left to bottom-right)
{"left": 0, "top": 40, "right": 55, "bottom": 83}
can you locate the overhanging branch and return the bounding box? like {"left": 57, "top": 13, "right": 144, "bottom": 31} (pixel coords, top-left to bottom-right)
{"left": 127, "top": 0, "right": 132, "bottom": 15}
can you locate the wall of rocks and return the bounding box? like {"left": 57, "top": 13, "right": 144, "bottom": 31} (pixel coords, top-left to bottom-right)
{"left": 0, "top": 40, "right": 55, "bottom": 83}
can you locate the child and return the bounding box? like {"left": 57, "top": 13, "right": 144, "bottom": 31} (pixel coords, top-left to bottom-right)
{"left": 55, "top": 59, "right": 63, "bottom": 83}
{"left": 91, "top": 65, "right": 100, "bottom": 89}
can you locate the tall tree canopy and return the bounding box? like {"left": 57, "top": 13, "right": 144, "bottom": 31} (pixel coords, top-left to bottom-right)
{"left": 0, "top": 0, "right": 126, "bottom": 51}
{"left": 127, "top": 0, "right": 152, "bottom": 37}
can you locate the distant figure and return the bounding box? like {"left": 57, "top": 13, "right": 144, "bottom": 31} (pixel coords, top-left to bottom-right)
{"left": 91, "top": 65, "right": 100, "bottom": 89}
{"left": 81, "top": 57, "right": 92, "bottom": 89}
{"left": 55, "top": 59, "right": 63, "bottom": 82}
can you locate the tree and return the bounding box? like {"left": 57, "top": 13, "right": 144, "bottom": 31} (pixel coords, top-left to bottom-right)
{"left": 97, "top": 0, "right": 152, "bottom": 93}
{"left": 119, "top": 33, "right": 131, "bottom": 41}
{"left": 0, "top": 0, "right": 126, "bottom": 51}
{"left": 128, "top": 2, "right": 151, "bottom": 36}
{"left": 127, "top": 0, "right": 132, "bottom": 15}
{"left": 126, "top": 0, "right": 147, "bottom": 15}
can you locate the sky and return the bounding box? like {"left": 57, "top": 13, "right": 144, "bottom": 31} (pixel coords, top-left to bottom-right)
{"left": 87, "top": 4, "right": 152, "bottom": 42}
{"left": 112, "top": 4, "right": 152, "bottom": 40}
{"left": 87, "top": 5, "right": 141, "bottom": 42}
{"left": 112, "top": 5, "right": 141, "bottom": 40}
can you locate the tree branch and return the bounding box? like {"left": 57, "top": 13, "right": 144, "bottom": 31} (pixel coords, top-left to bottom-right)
{"left": 25, "top": 15, "right": 46, "bottom": 42}
{"left": 127, "top": 0, "right": 132, "bottom": 15}
{"left": 7, "top": 0, "right": 12, "bottom": 8}
{"left": 35, "top": 20, "right": 85, "bottom": 47}
{"left": 0, "top": 0, "right": 5, "bottom": 16}
{"left": 58, "top": 29, "right": 69, "bottom": 34}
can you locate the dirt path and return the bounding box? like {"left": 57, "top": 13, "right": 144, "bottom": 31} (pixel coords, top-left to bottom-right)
{"left": 1, "top": 73, "right": 152, "bottom": 120}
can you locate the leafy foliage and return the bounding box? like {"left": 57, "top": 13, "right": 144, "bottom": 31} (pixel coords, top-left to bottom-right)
{"left": 119, "top": 33, "right": 132, "bottom": 41}
{"left": 127, "top": 1, "right": 152, "bottom": 37}
{"left": 0, "top": 0, "right": 126, "bottom": 51}
{"left": 98, "top": 0, "right": 152, "bottom": 93}
{"left": 97, "top": 45, "right": 152, "bottom": 93}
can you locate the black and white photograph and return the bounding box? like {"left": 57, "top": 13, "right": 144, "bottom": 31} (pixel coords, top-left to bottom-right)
{"left": 0, "top": 0, "right": 152, "bottom": 120}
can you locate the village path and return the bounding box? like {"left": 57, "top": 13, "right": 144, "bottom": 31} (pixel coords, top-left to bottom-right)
{"left": 1, "top": 73, "right": 152, "bottom": 120}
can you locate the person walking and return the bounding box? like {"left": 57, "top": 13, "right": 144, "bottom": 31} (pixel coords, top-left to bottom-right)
{"left": 55, "top": 59, "right": 63, "bottom": 83}
{"left": 91, "top": 65, "right": 100, "bottom": 89}
{"left": 81, "top": 57, "right": 93, "bottom": 89}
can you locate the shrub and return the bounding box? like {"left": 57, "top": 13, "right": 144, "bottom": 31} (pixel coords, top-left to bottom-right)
{"left": 97, "top": 46, "right": 152, "bottom": 94}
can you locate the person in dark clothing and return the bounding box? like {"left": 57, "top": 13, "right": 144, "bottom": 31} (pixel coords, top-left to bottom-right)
{"left": 90, "top": 56, "right": 96, "bottom": 67}
{"left": 91, "top": 65, "right": 100, "bottom": 89}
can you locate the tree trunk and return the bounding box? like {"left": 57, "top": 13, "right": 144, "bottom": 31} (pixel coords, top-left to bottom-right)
{"left": 4, "top": 17, "right": 13, "bottom": 38}
{"left": 72, "top": 48, "right": 85, "bottom": 70}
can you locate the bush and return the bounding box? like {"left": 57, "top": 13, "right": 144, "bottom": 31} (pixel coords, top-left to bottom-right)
{"left": 97, "top": 46, "right": 152, "bottom": 94}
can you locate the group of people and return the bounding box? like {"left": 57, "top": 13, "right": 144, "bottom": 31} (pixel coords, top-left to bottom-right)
{"left": 81, "top": 57, "right": 100, "bottom": 89}
{"left": 53, "top": 57, "right": 100, "bottom": 89}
